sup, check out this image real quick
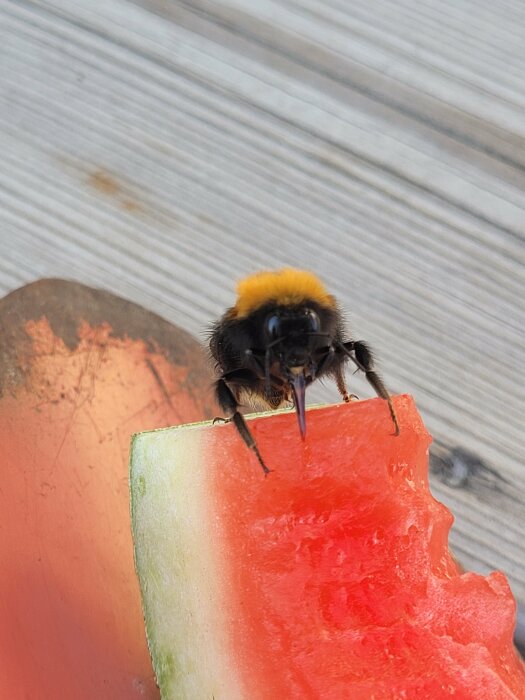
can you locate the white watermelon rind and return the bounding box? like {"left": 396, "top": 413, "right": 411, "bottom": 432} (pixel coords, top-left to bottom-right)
{"left": 130, "top": 425, "right": 245, "bottom": 700}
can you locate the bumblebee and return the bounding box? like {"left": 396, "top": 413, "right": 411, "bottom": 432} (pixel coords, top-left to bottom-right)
{"left": 210, "top": 268, "right": 399, "bottom": 474}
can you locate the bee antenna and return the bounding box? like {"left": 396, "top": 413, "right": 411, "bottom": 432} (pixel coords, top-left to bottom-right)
{"left": 264, "top": 346, "right": 272, "bottom": 397}
{"left": 263, "top": 335, "right": 285, "bottom": 398}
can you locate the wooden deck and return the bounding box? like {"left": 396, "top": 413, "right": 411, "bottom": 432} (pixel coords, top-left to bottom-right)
{"left": 1, "top": 0, "right": 524, "bottom": 645}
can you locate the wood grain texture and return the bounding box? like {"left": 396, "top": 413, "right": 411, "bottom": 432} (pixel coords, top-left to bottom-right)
{"left": 0, "top": 0, "right": 524, "bottom": 632}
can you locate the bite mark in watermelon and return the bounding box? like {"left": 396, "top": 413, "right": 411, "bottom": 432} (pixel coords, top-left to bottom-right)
{"left": 130, "top": 395, "right": 525, "bottom": 700}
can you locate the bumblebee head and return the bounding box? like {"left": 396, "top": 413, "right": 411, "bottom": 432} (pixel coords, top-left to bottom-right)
{"left": 263, "top": 305, "right": 322, "bottom": 368}
{"left": 231, "top": 269, "right": 341, "bottom": 437}
{"left": 261, "top": 304, "right": 328, "bottom": 437}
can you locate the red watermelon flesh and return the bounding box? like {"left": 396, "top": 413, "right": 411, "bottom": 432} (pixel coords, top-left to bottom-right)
{"left": 130, "top": 395, "right": 525, "bottom": 700}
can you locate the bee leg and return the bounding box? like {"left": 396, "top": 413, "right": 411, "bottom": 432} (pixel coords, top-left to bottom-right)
{"left": 338, "top": 341, "right": 400, "bottom": 436}
{"left": 214, "top": 376, "right": 271, "bottom": 475}
{"left": 242, "top": 348, "right": 271, "bottom": 397}
{"left": 333, "top": 365, "right": 358, "bottom": 403}
{"left": 243, "top": 348, "right": 265, "bottom": 376}
{"left": 243, "top": 349, "right": 287, "bottom": 399}
{"left": 244, "top": 349, "right": 287, "bottom": 394}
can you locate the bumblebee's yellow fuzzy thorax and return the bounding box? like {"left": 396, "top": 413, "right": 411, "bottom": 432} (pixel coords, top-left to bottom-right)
{"left": 232, "top": 268, "right": 336, "bottom": 319}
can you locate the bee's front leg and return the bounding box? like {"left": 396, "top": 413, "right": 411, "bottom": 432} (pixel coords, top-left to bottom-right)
{"left": 337, "top": 340, "right": 400, "bottom": 436}
{"left": 214, "top": 372, "right": 271, "bottom": 475}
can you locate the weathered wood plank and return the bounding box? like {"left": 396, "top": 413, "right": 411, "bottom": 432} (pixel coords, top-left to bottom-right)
{"left": 0, "top": 0, "right": 523, "bottom": 629}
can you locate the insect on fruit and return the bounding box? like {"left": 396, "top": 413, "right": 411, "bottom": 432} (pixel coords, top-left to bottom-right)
{"left": 209, "top": 268, "right": 399, "bottom": 474}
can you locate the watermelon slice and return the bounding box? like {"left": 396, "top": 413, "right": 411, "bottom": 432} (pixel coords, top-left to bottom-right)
{"left": 130, "top": 395, "right": 525, "bottom": 699}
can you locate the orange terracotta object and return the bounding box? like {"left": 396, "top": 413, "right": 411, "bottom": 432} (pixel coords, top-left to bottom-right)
{"left": 0, "top": 280, "right": 216, "bottom": 699}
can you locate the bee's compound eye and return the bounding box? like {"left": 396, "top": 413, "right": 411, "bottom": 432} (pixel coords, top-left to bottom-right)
{"left": 305, "top": 310, "right": 321, "bottom": 333}
{"left": 265, "top": 314, "right": 281, "bottom": 339}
